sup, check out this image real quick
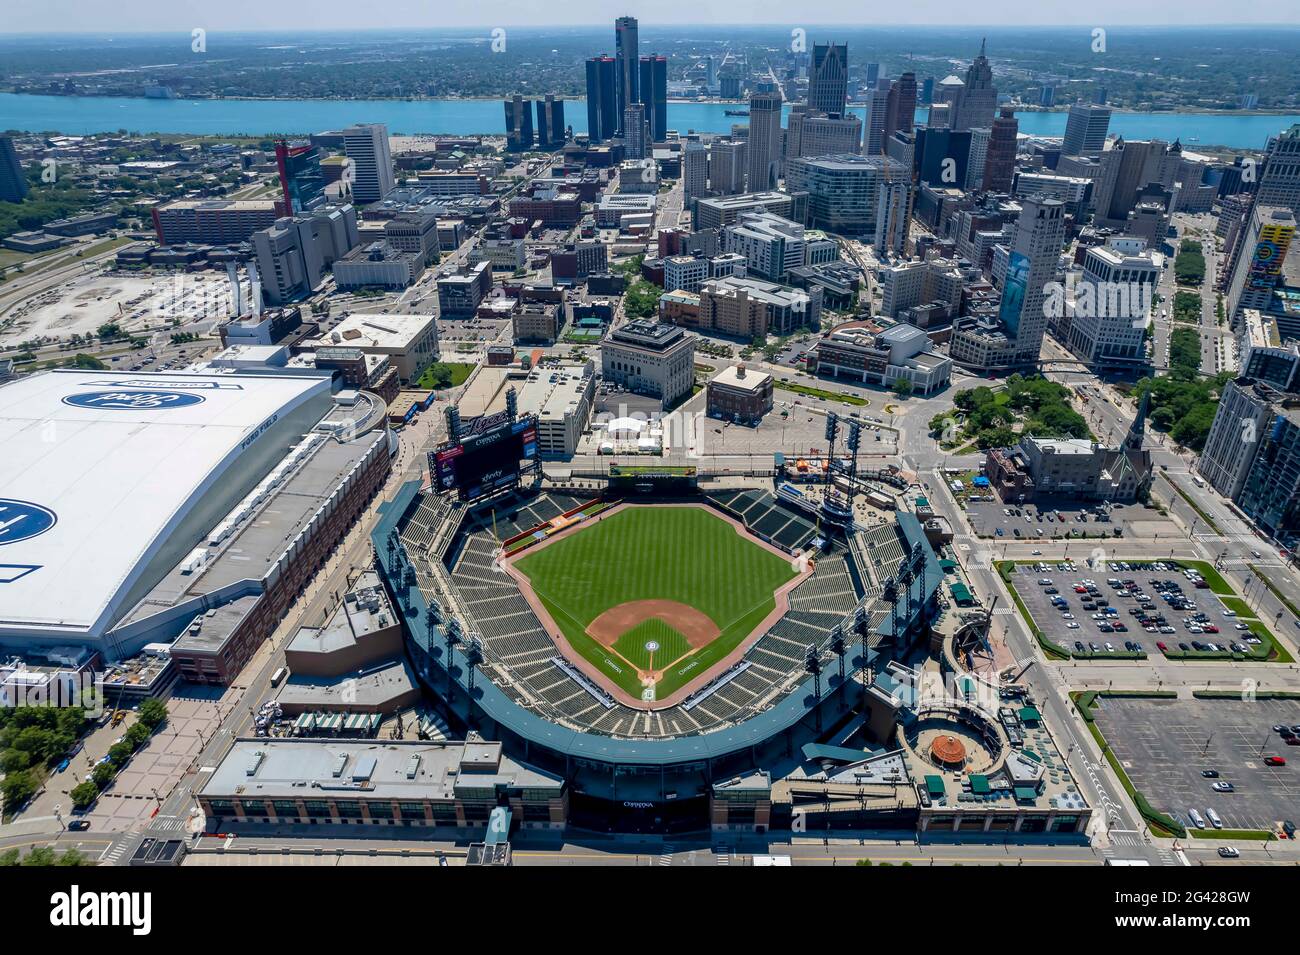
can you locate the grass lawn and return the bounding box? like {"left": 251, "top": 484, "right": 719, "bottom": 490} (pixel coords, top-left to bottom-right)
{"left": 515, "top": 506, "right": 797, "bottom": 699}
{"left": 415, "top": 361, "right": 474, "bottom": 390}
{"left": 1174, "top": 559, "right": 1233, "bottom": 595}
{"left": 775, "top": 380, "right": 868, "bottom": 406}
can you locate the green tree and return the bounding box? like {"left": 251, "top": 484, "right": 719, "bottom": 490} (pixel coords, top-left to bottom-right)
{"left": 0, "top": 849, "right": 19, "bottom": 866}
{"left": 137, "top": 698, "right": 167, "bottom": 731}
{"left": 91, "top": 762, "right": 116, "bottom": 789}
{"left": 892, "top": 377, "right": 913, "bottom": 398}
{"left": 0, "top": 770, "right": 38, "bottom": 810}
{"left": 0, "top": 749, "right": 32, "bottom": 773}
{"left": 70, "top": 781, "right": 100, "bottom": 810}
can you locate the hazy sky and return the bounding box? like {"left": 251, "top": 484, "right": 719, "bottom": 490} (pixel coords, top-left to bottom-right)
{"left": 3, "top": 0, "right": 1297, "bottom": 34}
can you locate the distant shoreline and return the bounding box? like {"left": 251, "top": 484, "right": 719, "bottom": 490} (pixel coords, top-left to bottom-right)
{"left": 3, "top": 89, "right": 1296, "bottom": 117}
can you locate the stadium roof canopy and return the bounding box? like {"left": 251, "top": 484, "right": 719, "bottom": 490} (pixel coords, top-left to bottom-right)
{"left": 0, "top": 369, "right": 331, "bottom": 645}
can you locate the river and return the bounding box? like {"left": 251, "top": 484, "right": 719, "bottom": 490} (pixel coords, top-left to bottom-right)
{"left": 2, "top": 92, "right": 1297, "bottom": 150}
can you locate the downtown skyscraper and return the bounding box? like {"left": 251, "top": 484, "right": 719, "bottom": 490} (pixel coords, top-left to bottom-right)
{"left": 585, "top": 56, "right": 618, "bottom": 143}
{"left": 615, "top": 16, "right": 639, "bottom": 136}
{"left": 808, "top": 42, "right": 848, "bottom": 116}
{"left": 639, "top": 55, "right": 668, "bottom": 143}
{"left": 747, "top": 91, "right": 784, "bottom": 192}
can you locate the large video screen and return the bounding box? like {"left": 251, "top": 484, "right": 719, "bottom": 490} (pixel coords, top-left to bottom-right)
{"left": 431, "top": 415, "right": 538, "bottom": 501}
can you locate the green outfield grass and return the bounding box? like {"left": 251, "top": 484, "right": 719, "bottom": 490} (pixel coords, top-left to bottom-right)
{"left": 515, "top": 506, "right": 797, "bottom": 699}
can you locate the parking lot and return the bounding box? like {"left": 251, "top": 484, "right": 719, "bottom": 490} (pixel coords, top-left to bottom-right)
{"left": 1008, "top": 562, "right": 1147, "bottom": 657}
{"left": 1093, "top": 696, "right": 1300, "bottom": 834}
{"left": 966, "top": 498, "right": 1176, "bottom": 542}
{"left": 1008, "top": 561, "right": 1262, "bottom": 660}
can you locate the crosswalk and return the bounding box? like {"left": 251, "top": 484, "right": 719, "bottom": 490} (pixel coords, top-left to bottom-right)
{"left": 1108, "top": 829, "right": 1143, "bottom": 847}
{"left": 149, "top": 814, "right": 188, "bottom": 833}
{"left": 658, "top": 843, "right": 674, "bottom": 866}
{"left": 715, "top": 847, "right": 731, "bottom": 866}
{"left": 98, "top": 840, "right": 130, "bottom": 866}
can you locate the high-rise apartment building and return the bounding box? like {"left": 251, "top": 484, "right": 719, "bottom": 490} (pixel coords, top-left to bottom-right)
{"left": 1065, "top": 237, "right": 1159, "bottom": 368}
{"left": 341, "top": 123, "right": 395, "bottom": 203}
{"left": 683, "top": 141, "right": 709, "bottom": 203}
{"left": 585, "top": 56, "right": 618, "bottom": 143}
{"left": 746, "top": 92, "right": 784, "bottom": 191}
{"left": 1062, "top": 103, "right": 1112, "bottom": 158}
{"left": 949, "top": 196, "right": 1066, "bottom": 370}
{"left": 1003, "top": 196, "right": 1066, "bottom": 362}
{"left": 623, "top": 104, "right": 647, "bottom": 160}
{"left": 1225, "top": 205, "right": 1296, "bottom": 323}
{"left": 615, "top": 16, "right": 639, "bottom": 135}
{"left": 709, "top": 139, "right": 747, "bottom": 196}
{"left": 808, "top": 42, "right": 849, "bottom": 116}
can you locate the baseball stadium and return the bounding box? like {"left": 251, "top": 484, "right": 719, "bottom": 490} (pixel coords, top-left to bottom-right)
{"left": 373, "top": 412, "right": 944, "bottom": 832}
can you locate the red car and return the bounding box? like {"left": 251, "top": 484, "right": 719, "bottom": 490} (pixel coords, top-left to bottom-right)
{"left": 1265, "top": 756, "right": 1287, "bottom": 766}
{"left": 1156, "top": 641, "right": 1168, "bottom": 652}
{"left": 1203, "top": 624, "right": 1219, "bottom": 633}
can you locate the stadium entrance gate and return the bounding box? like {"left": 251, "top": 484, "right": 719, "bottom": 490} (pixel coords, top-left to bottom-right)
{"left": 568, "top": 791, "right": 709, "bottom": 835}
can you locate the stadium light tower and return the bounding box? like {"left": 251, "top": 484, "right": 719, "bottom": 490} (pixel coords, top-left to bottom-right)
{"left": 853, "top": 604, "right": 871, "bottom": 737}
{"left": 897, "top": 561, "right": 915, "bottom": 640}
{"left": 846, "top": 421, "right": 861, "bottom": 483}
{"left": 465, "top": 637, "right": 485, "bottom": 702}
{"left": 823, "top": 412, "right": 839, "bottom": 487}
{"left": 910, "top": 542, "right": 928, "bottom": 626}
{"left": 804, "top": 643, "right": 824, "bottom": 735}
{"left": 829, "top": 624, "right": 847, "bottom": 682}
{"left": 444, "top": 617, "right": 463, "bottom": 704}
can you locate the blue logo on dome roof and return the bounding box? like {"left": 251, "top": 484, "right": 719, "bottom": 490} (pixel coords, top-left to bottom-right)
{"left": 63, "top": 390, "right": 205, "bottom": 410}
{"left": 0, "top": 499, "right": 58, "bottom": 546}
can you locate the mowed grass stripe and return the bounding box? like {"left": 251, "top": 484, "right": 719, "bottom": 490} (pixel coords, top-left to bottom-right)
{"left": 515, "top": 506, "right": 795, "bottom": 629}
{"left": 537, "top": 594, "right": 644, "bottom": 697}
{"left": 515, "top": 506, "right": 798, "bottom": 700}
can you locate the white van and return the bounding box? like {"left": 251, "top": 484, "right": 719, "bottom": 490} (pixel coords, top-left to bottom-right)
{"left": 1206, "top": 808, "right": 1223, "bottom": 829}
{"left": 1189, "top": 808, "right": 1206, "bottom": 829}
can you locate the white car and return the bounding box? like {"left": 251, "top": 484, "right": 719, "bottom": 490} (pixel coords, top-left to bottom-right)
{"left": 1062, "top": 613, "right": 1075, "bottom": 619}
{"left": 1067, "top": 622, "right": 1080, "bottom": 629}
{"left": 1223, "top": 610, "right": 1237, "bottom": 617}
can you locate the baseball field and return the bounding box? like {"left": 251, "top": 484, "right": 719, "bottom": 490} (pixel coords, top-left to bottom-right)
{"left": 512, "top": 505, "right": 799, "bottom": 701}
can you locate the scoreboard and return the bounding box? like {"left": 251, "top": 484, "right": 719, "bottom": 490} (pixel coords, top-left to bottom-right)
{"left": 431, "top": 413, "right": 538, "bottom": 501}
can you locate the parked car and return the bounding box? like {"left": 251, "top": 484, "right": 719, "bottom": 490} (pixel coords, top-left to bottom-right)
{"left": 1264, "top": 756, "right": 1287, "bottom": 767}
{"left": 1212, "top": 781, "right": 1234, "bottom": 792}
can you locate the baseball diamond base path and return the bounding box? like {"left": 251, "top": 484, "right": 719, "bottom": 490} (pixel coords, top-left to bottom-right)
{"left": 499, "top": 502, "right": 812, "bottom": 711}
{"left": 588, "top": 600, "right": 720, "bottom": 649}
